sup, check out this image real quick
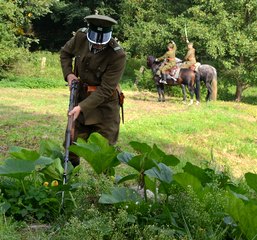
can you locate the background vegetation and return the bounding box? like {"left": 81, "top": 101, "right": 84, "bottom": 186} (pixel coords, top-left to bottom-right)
{"left": 0, "top": 52, "right": 257, "bottom": 239}
{"left": 0, "top": 0, "right": 256, "bottom": 100}
{"left": 0, "top": 0, "right": 257, "bottom": 239}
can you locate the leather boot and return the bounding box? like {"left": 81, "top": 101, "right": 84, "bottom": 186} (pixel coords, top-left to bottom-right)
{"left": 160, "top": 73, "right": 167, "bottom": 84}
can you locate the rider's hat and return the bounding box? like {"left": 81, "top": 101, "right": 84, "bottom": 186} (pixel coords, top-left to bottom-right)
{"left": 167, "top": 43, "right": 173, "bottom": 48}
{"left": 84, "top": 14, "right": 117, "bottom": 45}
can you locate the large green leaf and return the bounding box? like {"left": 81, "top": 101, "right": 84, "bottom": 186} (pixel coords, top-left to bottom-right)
{"left": 173, "top": 172, "right": 202, "bottom": 192}
{"left": 144, "top": 175, "right": 157, "bottom": 194}
{"left": 69, "top": 133, "right": 119, "bottom": 174}
{"left": 226, "top": 192, "right": 257, "bottom": 240}
{"left": 183, "top": 162, "right": 211, "bottom": 185}
{"left": 117, "top": 152, "right": 135, "bottom": 164}
{"left": 41, "top": 158, "right": 64, "bottom": 181}
{"left": 39, "top": 139, "right": 63, "bottom": 160}
{"left": 129, "top": 141, "right": 152, "bottom": 154}
{"left": 117, "top": 174, "right": 139, "bottom": 184}
{"left": 99, "top": 187, "right": 142, "bottom": 204}
{"left": 148, "top": 144, "right": 180, "bottom": 166}
{"left": 162, "top": 155, "right": 180, "bottom": 167}
{"left": 245, "top": 172, "right": 257, "bottom": 193}
{"left": 145, "top": 163, "right": 173, "bottom": 184}
{"left": 0, "top": 155, "right": 53, "bottom": 179}
{"left": 127, "top": 155, "right": 158, "bottom": 172}
{"left": 9, "top": 147, "right": 40, "bottom": 161}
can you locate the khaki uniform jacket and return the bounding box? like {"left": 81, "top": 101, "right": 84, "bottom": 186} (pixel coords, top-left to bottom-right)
{"left": 157, "top": 48, "right": 176, "bottom": 73}
{"left": 181, "top": 48, "right": 196, "bottom": 68}
{"left": 157, "top": 48, "right": 176, "bottom": 66}
{"left": 60, "top": 29, "right": 126, "bottom": 143}
{"left": 184, "top": 48, "right": 196, "bottom": 63}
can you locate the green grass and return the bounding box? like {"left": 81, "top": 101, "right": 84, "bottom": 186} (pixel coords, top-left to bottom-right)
{"left": 1, "top": 51, "right": 257, "bottom": 239}
{"left": 1, "top": 88, "right": 256, "bottom": 179}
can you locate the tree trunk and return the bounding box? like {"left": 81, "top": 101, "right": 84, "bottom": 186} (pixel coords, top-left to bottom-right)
{"left": 235, "top": 81, "right": 243, "bottom": 102}
{"left": 235, "top": 80, "right": 249, "bottom": 102}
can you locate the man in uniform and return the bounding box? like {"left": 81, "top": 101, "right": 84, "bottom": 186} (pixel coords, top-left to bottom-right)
{"left": 155, "top": 41, "right": 177, "bottom": 84}
{"left": 60, "top": 14, "right": 126, "bottom": 167}
{"left": 180, "top": 42, "right": 196, "bottom": 69}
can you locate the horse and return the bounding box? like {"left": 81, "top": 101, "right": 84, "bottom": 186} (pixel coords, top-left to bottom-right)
{"left": 147, "top": 55, "right": 200, "bottom": 104}
{"left": 196, "top": 64, "right": 218, "bottom": 101}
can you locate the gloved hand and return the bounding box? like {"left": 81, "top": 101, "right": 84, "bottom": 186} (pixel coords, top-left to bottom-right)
{"left": 155, "top": 58, "right": 159, "bottom": 62}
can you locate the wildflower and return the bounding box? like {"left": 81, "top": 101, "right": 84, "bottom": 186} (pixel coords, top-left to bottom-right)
{"left": 43, "top": 182, "right": 49, "bottom": 187}
{"left": 51, "top": 180, "right": 59, "bottom": 187}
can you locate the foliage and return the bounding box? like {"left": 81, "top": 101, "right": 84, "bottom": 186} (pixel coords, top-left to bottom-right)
{"left": 0, "top": 0, "right": 56, "bottom": 69}
{"left": 1, "top": 1, "right": 256, "bottom": 99}
{"left": 69, "top": 133, "right": 120, "bottom": 176}
{"left": 1, "top": 133, "right": 257, "bottom": 239}
{"left": 0, "top": 140, "right": 79, "bottom": 221}
{"left": 0, "top": 51, "right": 64, "bottom": 88}
{"left": 0, "top": 216, "right": 21, "bottom": 240}
{"left": 97, "top": 140, "right": 257, "bottom": 239}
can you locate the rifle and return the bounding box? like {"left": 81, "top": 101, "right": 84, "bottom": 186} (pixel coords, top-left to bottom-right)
{"left": 61, "top": 79, "right": 78, "bottom": 207}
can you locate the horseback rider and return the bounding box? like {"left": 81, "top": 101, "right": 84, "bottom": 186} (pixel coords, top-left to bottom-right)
{"left": 180, "top": 42, "right": 196, "bottom": 69}
{"left": 155, "top": 41, "right": 177, "bottom": 84}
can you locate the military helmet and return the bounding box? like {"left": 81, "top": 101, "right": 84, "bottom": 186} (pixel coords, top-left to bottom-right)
{"left": 84, "top": 14, "right": 117, "bottom": 45}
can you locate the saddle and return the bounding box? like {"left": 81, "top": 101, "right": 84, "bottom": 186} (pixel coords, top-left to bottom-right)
{"left": 168, "top": 66, "right": 180, "bottom": 79}
{"left": 194, "top": 62, "right": 201, "bottom": 72}
{"left": 189, "top": 65, "right": 196, "bottom": 71}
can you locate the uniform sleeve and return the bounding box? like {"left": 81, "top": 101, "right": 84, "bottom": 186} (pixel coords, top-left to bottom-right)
{"left": 157, "top": 51, "right": 169, "bottom": 61}
{"left": 184, "top": 49, "right": 192, "bottom": 61}
{"left": 78, "top": 50, "right": 126, "bottom": 111}
{"left": 60, "top": 36, "right": 76, "bottom": 80}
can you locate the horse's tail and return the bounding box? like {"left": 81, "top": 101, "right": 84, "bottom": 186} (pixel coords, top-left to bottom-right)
{"left": 211, "top": 68, "right": 218, "bottom": 101}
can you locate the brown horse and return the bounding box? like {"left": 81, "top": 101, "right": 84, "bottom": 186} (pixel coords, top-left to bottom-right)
{"left": 147, "top": 55, "right": 200, "bottom": 104}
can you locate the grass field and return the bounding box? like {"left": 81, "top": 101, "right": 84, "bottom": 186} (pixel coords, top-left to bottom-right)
{"left": 1, "top": 87, "right": 256, "bottom": 179}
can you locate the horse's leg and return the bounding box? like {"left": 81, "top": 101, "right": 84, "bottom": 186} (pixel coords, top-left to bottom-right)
{"left": 157, "top": 86, "right": 162, "bottom": 102}
{"left": 181, "top": 84, "right": 187, "bottom": 104}
{"left": 205, "top": 81, "right": 212, "bottom": 101}
{"left": 161, "top": 85, "right": 165, "bottom": 102}
{"left": 195, "top": 72, "right": 201, "bottom": 105}
{"left": 188, "top": 84, "right": 195, "bottom": 105}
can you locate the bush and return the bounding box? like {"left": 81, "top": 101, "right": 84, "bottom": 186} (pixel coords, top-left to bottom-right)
{"left": 0, "top": 51, "right": 64, "bottom": 88}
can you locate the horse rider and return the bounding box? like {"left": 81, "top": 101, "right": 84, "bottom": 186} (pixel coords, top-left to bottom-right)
{"left": 180, "top": 42, "right": 196, "bottom": 69}
{"left": 155, "top": 41, "right": 177, "bottom": 84}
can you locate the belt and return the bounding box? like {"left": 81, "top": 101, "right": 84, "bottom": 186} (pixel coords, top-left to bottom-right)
{"left": 85, "top": 85, "right": 119, "bottom": 94}
{"left": 84, "top": 84, "right": 125, "bottom": 123}
{"left": 86, "top": 85, "right": 97, "bottom": 92}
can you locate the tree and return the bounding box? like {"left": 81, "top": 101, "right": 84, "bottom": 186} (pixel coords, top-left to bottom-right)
{"left": 175, "top": 0, "right": 257, "bottom": 101}
{"left": 31, "top": 0, "right": 122, "bottom": 51}
{"left": 0, "top": 0, "right": 56, "bottom": 70}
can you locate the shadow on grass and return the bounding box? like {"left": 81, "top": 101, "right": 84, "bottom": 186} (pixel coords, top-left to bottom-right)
{"left": 0, "top": 104, "right": 65, "bottom": 159}
{"left": 218, "top": 88, "right": 257, "bottom": 105}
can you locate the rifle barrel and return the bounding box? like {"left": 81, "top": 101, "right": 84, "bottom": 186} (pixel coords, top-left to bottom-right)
{"left": 63, "top": 80, "right": 78, "bottom": 184}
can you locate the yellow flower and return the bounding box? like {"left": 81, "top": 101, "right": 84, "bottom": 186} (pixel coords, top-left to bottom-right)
{"left": 43, "top": 182, "right": 49, "bottom": 187}
{"left": 28, "top": 13, "right": 33, "bottom": 18}
{"left": 51, "top": 180, "right": 59, "bottom": 187}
